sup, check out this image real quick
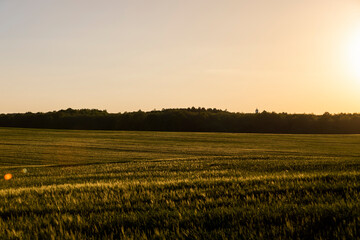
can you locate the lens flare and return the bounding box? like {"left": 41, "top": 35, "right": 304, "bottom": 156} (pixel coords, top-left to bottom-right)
{"left": 4, "top": 173, "right": 13, "bottom": 180}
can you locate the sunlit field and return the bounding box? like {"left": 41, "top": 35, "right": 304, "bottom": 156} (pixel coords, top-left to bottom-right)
{"left": 0, "top": 128, "right": 360, "bottom": 239}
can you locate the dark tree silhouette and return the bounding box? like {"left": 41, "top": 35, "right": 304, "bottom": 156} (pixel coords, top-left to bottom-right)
{"left": 0, "top": 108, "right": 360, "bottom": 133}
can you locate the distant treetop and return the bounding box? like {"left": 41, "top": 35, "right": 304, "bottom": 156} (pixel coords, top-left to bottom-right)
{"left": 0, "top": 107, "right": 359, "bottom": 133}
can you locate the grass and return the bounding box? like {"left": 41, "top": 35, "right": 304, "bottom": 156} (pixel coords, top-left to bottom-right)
{"left": 0, "top": 127, "right": 360, "bottom": 239}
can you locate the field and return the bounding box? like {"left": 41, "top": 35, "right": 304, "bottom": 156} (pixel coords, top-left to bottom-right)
{"left": 0, "top": 128, "right": 360, "bottom": 239}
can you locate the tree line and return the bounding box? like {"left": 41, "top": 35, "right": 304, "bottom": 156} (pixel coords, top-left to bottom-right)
{"left": 0, "top": 107, "right": 360, "bottom": 133}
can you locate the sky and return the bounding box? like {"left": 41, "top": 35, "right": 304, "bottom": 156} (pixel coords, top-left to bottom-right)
{"left": 1, "top": 0, "right": 360, "bottom": 114}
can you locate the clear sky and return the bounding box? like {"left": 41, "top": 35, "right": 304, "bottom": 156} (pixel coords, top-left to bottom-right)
{"left": 1, "top": 0, "right": 360, "bottom": 114}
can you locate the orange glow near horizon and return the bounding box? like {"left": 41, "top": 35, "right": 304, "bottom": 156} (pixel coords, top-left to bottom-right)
{"left": 1, "top": 1, "right": 360, "bottom": 114}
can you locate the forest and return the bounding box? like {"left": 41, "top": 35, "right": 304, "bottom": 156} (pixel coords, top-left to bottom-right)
{"left": 1, "top": 107, "right": 360, "bottom": 133}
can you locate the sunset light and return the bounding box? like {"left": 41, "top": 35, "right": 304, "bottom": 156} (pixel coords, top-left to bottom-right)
{"left": 344, "top": 24, "right": 360, "bottom": 79}
{"left": 1, "top": 1, "right": 360, "bottom": 114}
{"left": 1, "top": 1, "right": 360, "bottom": 238}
